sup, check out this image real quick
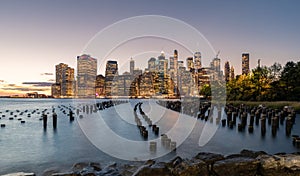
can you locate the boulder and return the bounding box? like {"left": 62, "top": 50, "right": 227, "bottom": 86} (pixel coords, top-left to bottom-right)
{"left": 194, "top": 152, "right": 224, "bottom": 165}
{"left": 213, "top": 157, "right": 259, "bottom": 176}
{"left": 133, "top": 162, "right": 171, "bottom": 176}
{"left": 172, "top": 159, "right": 208, "bottom": 176}
{"left": 257, "top": 154, "right": 300, "bottom": 176}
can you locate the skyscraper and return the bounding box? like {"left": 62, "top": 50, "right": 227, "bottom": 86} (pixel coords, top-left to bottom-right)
{"left": 194, "top": 52, "right": 201, "bottom": 70}
{"left": 230, "top": 66, "right": 235, "bottom": 80}
{"left": 95, "top": 74, "right": 105, "bottom": 97}
{"left": 186, "top": 57, "right": 194, "bottom": 71}
{"left": 105, "top": 60, "right": 118, "bottom": 96}
{"left": 77, "top": 54, "right": 97, "bottom": 98}
{"left": 224, "top": 61, "right": 230, "bottom": 82}
{"left": 130, "top": 58, "right": 134, "bottom": 75}
{"left": 148, "top": 57, "right": 156, "bottom": 72}
{"left": 242, "top": 53, "right": 250, "bottom": 75}
{"left": 53, "top": 63, "right": 75, "bottom": 98}
{"left": 169, "top": 56, "right": 174, "bottom": 70}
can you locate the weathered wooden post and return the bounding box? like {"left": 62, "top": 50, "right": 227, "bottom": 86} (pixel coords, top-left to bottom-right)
{"left": 53, "top": 112, "right": 57, "bottom": 129}
{"left": 43, "top": 114, "right": 47, "bottom": 129}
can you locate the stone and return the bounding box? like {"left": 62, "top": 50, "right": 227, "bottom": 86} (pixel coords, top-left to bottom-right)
{"left": 133, "top": 162, "right": 171, "bottom": 176}
{"left": 240, "top": 149, "right": 267, "bottom": 158}
{"left": 172, "top": 159, "right": 208, "bottom": 176}
{"left": 213, "top": 157, "right": 259, "bottom": 176}
{"left": 72, "top": 162, "right": 89, "bottom": 172}
{"left": 257, "top": 154, "right": 300, "bottom": 176}
{"left": 194, "top": 152, "right": 225, "bottom": 165}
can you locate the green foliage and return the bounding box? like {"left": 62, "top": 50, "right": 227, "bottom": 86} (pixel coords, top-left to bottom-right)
{"left": 227, "top": 61, "right": 300, "bottom": 101}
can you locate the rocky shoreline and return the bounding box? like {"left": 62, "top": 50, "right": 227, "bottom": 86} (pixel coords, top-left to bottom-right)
{"left": 4, "top": 150, "right": 300, "bottom": 176}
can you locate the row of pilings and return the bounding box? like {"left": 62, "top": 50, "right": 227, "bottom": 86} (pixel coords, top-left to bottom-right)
{"left": 158, "top": 100, "right": 299, "bottom": 149}
{"left": 0, "top": 100, "right": 127, "bottom": 130}
{"left": 133, "top": 102, "right": 177, "bottom": 153}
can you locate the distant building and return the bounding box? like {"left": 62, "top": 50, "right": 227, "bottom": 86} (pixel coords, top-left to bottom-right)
{"left": 117, "top": 72, "right": 132, "bottom": 96}
{"left": 51, "top": 83, "right": 61, "bottom": 98}
{"left": 95, "top": 74, "right": 105, "bottom": 97}
{"left": 130, "top": 58, "right": 134, "bottom": 75}
{"left": 242, "top": 53, "right": 250, "bottom": 75}
{"left": 194, "top": 52, "right": 202, "bottom": 70}
{"left": 53, "top": 63, "right": 75, "bottom": 98}
{"left": 186, "top": 57, "right": 194, "bottom": 71}
{"left": 77, "top": 54, "right": 97, "bottom": 98}
{"left": 230, "top": 66, "right": 235, "bottom": 80}
{"left": 224, "top": 61, "right": 230, "bottom": 82}
{"left": 105, "top": 60, "right": 118, "bottom": 96}
{"left": 178, "top": 60, "right": 184, "bottom": 68}
{"left": 148, "top": 57, "right": 156, "bottom": 72}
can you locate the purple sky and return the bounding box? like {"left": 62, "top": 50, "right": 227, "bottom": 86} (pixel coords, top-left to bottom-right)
{"left": 0, "top": 0, "right": 299, "bottom": 95}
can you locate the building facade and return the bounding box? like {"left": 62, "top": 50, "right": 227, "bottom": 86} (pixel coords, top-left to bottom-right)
{"left": 242, "top": 53, "right": 250, "bottom": 75}
{"left": 52, "top": 63, "right": 75, "bottom": 98}
{"left": 77, "top": 54, "right": 97, "bottom": 98}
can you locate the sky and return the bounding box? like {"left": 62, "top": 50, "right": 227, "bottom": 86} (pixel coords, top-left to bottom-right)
{"left": 0, "top": 0, "right": 299, "bottom": 96}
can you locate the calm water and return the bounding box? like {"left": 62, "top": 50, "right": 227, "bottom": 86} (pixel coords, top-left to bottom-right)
{"left": 0, "top": 98, "right": 299, "bottom": 174}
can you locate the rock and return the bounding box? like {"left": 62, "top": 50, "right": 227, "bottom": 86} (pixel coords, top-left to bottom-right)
{"left": 240, "top": 149, "right": 267, "bottom": 158}
{"left": 213, "top": 157, "right": 259, "bottom": 176}
{"left": 89, "top": 162, "right": 101, "bottom": 171}
{"left": 133, "top": 162, "right": 171, "bottom": 176}
{"left": 97, "top": 162, "right": 120, "bottom": 176}
{"left": 119, "top": 164, "right": 140, "bottom": 176}
{"left": 165, "top": 156, "right": 183, "bottom": 168}
{"left": 51, "top": 172, "right": 77, "bottom": 176}
{"left": 72, "top": 162, "right": 89, "bottom": 172}
{"left": 172, "top": 159, "right": 208, "bottom": 176}
{"left": 257, "top": 154, "right": 300, "bottom": 176}
{"left": 194, "top": 152, "right": 224, "bottom": 165}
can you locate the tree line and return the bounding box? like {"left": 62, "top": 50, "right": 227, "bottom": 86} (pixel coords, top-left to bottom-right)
{"left": 226, "top": 61, "right": 300, "bottom": 101}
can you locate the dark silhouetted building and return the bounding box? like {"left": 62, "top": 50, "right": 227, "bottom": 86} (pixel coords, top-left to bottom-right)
{"left": 242, "top": 53, "right": 250, "bottom": 75}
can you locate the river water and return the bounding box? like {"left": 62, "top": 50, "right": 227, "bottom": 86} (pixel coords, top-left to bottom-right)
{"left": 0, "top": 98, "right": 299, "bottom": 174}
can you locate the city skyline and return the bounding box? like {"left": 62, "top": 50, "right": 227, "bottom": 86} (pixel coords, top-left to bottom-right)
{"left": 1, "top": 0, "right": 300, "bottom": 95}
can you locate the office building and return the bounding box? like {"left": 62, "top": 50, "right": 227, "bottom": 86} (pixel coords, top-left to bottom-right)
{"left": 224, "top": 61, "right": 230, "bottom": 82}
{"left": 105, "top": 60, "right": 118, "bottom": 96}
{"left": 230, "top": 66, "right": 235, "bottom": 80}
{"left": 194, "top": 52, "right": 202, "bottom": 70}
{"left": 77, "top": 54, "right": 97, "bottom": 98}
{"left": 95, "top": 74, "right": 105, "bottom": 97}
{"left": 130, "top": 58, "right": 134, "bottom": 75}
{"left": 242, "top": 53, "right": 250, "bottom": 75}
{"left": 53, "top": 63, "right": 75, "bottom": 98}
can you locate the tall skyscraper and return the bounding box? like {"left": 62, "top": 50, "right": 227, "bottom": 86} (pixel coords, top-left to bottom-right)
{"left": 169, "top": 56, "right": 174, "bottom": 70}
{"left": 148, "top": 57, "right": 156, "bottom": 72}
{"left": 130, "top": 58, "right": 134, "bottom": 75}
{"left": 242, "top": 53, "right": 250, "bottom": 75}
{"left": 95, "top": 74, "right": 105, "bottom": 97}
{"left": 53, "top": 63, "right": 75, "bottom": 98}
{"left": 186, "top": 57, "right": 194, "bottom": 71}
{"left": 173, "top": 50, "right": 178, "bottom": 80}
{"left": 105, "top": 60, "right": 118, "bottom": 96}
{"left": 211, "top": 57, "right": 221, "bottom": 73}
{"left": 77, "top": 54, "right": 97, "bottom": 98}
{"left": 230, "top": 66, "right": 235, "bottom": 80}
{"left": 178, "top": 61, "right": 184, "bottom": 68}
{"left": 224, "top": 61, "right": 230, "bottom": 82}
{"left": 194, "top": 52, "right": 201, "bottom": 70}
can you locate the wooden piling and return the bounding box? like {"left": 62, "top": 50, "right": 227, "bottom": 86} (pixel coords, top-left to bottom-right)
{"left": 53, "top": 113, "right": 57, "bottom": 129}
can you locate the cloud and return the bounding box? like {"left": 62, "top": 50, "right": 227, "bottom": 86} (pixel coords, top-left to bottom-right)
{"left": 41, "top": 73, "right": 53, "bottom": 76}
{"left": 2, "top": 87, "right": 49, "bottom": 92}
{"left": 22, "top": 82, "right": 53, "bottom": 87}
{"left": 8, "top": 84, "right": 16, "bottom": 87}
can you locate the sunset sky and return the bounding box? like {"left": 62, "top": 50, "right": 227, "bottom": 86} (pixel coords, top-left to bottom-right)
{"left": 0, "top": 0, "right": 299, "bottom": 96}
